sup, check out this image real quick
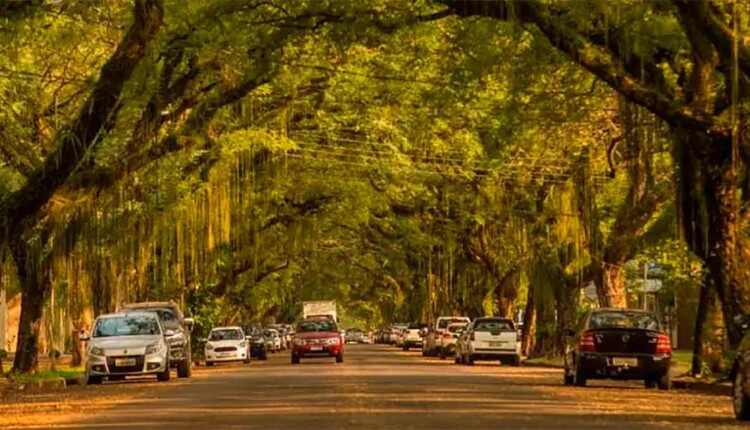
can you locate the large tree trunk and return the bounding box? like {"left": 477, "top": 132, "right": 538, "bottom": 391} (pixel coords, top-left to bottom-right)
{"left": 600, "top": 264, "right": 627, "bottom": 308}
{"left": 521, "top": 286, "right": 536, "bottom": 357}
{"left": 691, "top": 275, "right": 713, "bottom": 375}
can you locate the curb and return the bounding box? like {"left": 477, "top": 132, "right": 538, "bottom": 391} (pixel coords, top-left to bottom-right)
{"left": 11, "top": 377, "right": 67, "bottom": 393}
{"left": 672, "top": 378, "right": 732, "bottom": 396}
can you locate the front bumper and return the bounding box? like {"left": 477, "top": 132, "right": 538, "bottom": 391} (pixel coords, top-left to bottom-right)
{"left": 87, "top": 352, "right": 167, "bottom": 376}
{"left": 578, "top": 352, "right": 671, "bottom": 379}
{"left": 205, "top": 349, "right": 248, "bottom": 362}
{"left": 293, "top": 344, "right": 343, "bottom": 358}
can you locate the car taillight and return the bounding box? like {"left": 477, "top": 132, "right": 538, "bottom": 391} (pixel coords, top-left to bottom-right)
{"left": 579, "top": 330, "right": 595, "bottom": 352}
{"left": 443, "top": 333, "right": 452, "bottom": 339}
{"left": 469, "top": 332, "right": 475, "bottom": 341}
{"left": 656, "top": 333, "right": 672, "bottom": 354}
{"left": 435, "top": 330, "right": 443, "bottom": 339}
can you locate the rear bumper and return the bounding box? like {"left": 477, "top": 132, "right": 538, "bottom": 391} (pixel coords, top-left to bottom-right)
{"left": 470, "top": 349, "right": 519, "bottom": 361}
{"left": 578, "top": 352, "right": 671, "bottom": 379}
{"left": 404, "top": 339, "right": 423, "bottom": 347}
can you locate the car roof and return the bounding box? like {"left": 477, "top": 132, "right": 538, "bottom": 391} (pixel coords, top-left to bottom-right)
{"left": 97, "top": 311, "right": 159, "bottom": 319}
{"left": 211, "top": 326, "right": 243, "bottom": 331}
{"left": 593, "top": 308, "right": 655, "bottom": 314}
{"left": 121, "top": 301, "right": 178, "bottom": 309}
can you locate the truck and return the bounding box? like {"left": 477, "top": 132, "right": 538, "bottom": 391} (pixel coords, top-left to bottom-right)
{"left": 303, "top": 300, "right": 337, "bottom": 323}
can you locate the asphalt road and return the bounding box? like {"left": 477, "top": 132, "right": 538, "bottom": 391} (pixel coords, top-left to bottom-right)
{"left": 4, "top": 344, "right": 743, "bottom": 429}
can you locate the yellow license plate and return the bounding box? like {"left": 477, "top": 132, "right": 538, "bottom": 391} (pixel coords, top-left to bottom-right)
{"left": 115, "top": 358, "right": 136, "bottom": 367}
{"left": 488, "top": 341, "right": 504, "bottom": 347}
{"left": 612, "top": 357, "right": 638, "bottom": 367}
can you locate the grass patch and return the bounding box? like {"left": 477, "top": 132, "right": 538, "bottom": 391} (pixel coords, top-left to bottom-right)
{"left": 7, "top": 367, "right": 84, "bottom": 384}
{"left": 524, "top": 356, "right": 565, "bottom": 367}
{"left": 671, "top": 350, "right": 692, "bottom": 375}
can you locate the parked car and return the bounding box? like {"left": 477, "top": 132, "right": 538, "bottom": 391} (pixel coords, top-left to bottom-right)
{"left": 83, "top": 311, "right": 171, "bottom": 384}
{"left": 732, "top": 314, "right": 750, "bottom": 420}
{"left": 423, "top": 316, "right": 471, "bottom": 357}
{"left": 439, "top": 322, "right": 469, "bottom": 359}
{"left": 291, "top": 317, "right": 344, "bottom": 364}
{"left": 242, "top": 325, "right": 268, "bottom": 360}
{"left": 346, "top": 328, "right": 364, "bottom": 343}
{"left": 264, "top": 328, "right": 282, "bottom": 353}
{"left": 119, "top": 301, "right": 194, "bottom": 378}
{"left": 401, "top": 323, "right": 428, "bottom": 351}
{"left": 563, "top": 308, "right": 671, "bottom": 389}
{"left": 389, "top": 324, "right": 407, "bottom": 345}
{"left": 205, "top": 326, "right": 251, "bottom": 366}
{"left": 455, "top": 317, "right": 520, "bottom": 366}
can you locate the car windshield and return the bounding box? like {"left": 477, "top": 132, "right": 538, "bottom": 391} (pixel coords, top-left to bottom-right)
{"left": 297, "top": 320, "right": 338, "bottom": 333}
{"left": 243, "top": 326, "right": 263, "bottom": 336}
{"left": 589, "top": 311, "right": 661, "bottom": 330}
{"left": 209, "top": 329, "right": 244, "bottom": 341}
{"left": 438, "top": 318, "right": 467, "bottom": 329}
{"left": 473, "top": 319, "right": 514, "bottom": 331}
{"left": 94, "top": 316, "right": 160, "bottom": 337}
{"left": 127, "top": 308, "right": 180, "bottom": 328}
{"left": 264, "top": 330, "right": 277, "bottom": 337}
{"left": 408, "top": 323, "right": 428, "bottom": 329}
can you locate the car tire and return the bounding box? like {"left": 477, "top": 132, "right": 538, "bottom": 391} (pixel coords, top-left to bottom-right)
{"left": 291, "top": 355, "right": 300, "bottom": 364}
{"left": 644, "top": 377, "right": 657, "bottom": 389}
{"left": 206, "top": 361, "right": 214, "bottom": 367}
{"left": 563, "top": 370, "right": 574, "bottom": 386}
{"left": 336, "top": 353, "right": 344, "bottom": 364}
{"left": 657, "top": 372, "right": 671, "bottom": 391}
{"left": 243, "top": 358, "right": 252, "bottom": 364}
{"left": 260, "top": 353, "right": 268, "bottom": 361}
{"left": 421, "top": 348, "right": 427, "bottom": 357}
{"left": 177, "top": 359, "right": 192, "bottom": 378}
{"left": 574, "top": 362, "right": 587, "bottom": 387}
{"left": 735, "top": 367, "right": 750, "bottom": 421}
{"left": 510, "top": 355, "right": 521, "bottom": 367}
{"left": 157, "top": 365, "right": 170, "bottom": 382}
{"left": 466, "top": 354, "right": 475, "bottom": 366}
{"left": 455, "top": 355, "right": 461, "bottom": 364}
{"left": 439, "top": 349, "right": 447, "bottom": 360}
{"left": 87, "top": 375, "right": 103, "bottom": 385}
{"left": 403, "top": 344, "right": 409, "bottom": 351}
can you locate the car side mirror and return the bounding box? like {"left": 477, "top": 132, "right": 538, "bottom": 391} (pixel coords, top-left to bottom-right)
{"left": 734, "top": 314, "right": 750, "bottom": 333}
{"left": 164, "top": 329, "right": 176, "bottom": 337}
{"left": 184, "top": 318, "right": 195, "bottom": 329}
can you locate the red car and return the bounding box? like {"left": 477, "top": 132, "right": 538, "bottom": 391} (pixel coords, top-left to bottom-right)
{"left": 291, "top": 318, "right": 344, "bottom": 364}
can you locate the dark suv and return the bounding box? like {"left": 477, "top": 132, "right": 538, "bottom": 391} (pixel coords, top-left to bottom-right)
{"left": 119, "top": 301, "right": 194, "bottom": 378}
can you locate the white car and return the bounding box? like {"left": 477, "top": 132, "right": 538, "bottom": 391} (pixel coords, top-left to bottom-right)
{"left": 439, "top": 322, "right": 469, "bottom": 359}
{"left": 456, "top": 317, "right": 521, "bottom": 366}
{"left": 264, "top": 328, "right": 282, "bottom": 353}
{"left": 83, "top": 312, "right": 170, "bottom": 384}
{"left": 423, "top": 316, "right": 471, "bottom": 357}
{"left": 390, "top": 324, "right": 407, "bottom": 346}
{"left": 401, "top": 323, "right": 428, "bottom": 351}
{"left": 205, "top": 327, "right": 251, "bottom": 366}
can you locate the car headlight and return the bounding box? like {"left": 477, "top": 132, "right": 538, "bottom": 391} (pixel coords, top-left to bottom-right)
{"left": 206, "top": 343, "right": 214, "bottom": 350}
{"left": 239, "top": 342, "right": 246, "bottom": 348}
{"left": 326, "top": 337, "right": 340, "bottom": 345}
{"left": 293, "top": 338, "right": 305, "bottom": 346}
{"left": 90, "top": 346, "right": 105, "bottom": 357}
{"left": 145, "top": 343, "right": 163, "bottom": 355}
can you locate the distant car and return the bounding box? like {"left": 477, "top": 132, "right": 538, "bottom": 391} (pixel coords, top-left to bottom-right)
{"left": 346, "top": 329, "right": 364, "bottom": 343}
{"left": 456, "top": 317, "right": 520, "bottom": 366}
{"left": 423, "top": 316, "right": 471, "bottom": 357}
{"left": 291, "top": 318, "right": 344, "bottom": 364}
{"left": 242, "top": 325, "right": 268, "bottom": 360}
{"left": 563, "top": 308, "right": 671, "bottom": 389}
{"left": 205, "top": 327, "right": 251, "bottom": 366}
{"left": 119, "top": 301, "right": 194, "bottom": 378}
{"left": 264, "top": 328, "right": 282, "bottom": 353}
{"left": 83, "top": 312, "right": 170, "bottom": 384}
{"left": 439, "top": 322, "right": 468, "bottom": 359}
{"left": 390, "top": 324, "right": 407, "bottom": 345}
{"left": 401, "top": 323, "right": 428, "bottom": 351}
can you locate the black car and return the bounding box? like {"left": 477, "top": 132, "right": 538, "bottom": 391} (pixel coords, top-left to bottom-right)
{"left": 119, "top": 301, "right": 194, "bottom": 378}
{"left": 242, "top": 325, "right": 268, "bottom": 360}
{"left": 563, "top": 308, "right": 672, "bottom": 389}
{"left": 731, "top": 314, "right": 750, "bottom": 420}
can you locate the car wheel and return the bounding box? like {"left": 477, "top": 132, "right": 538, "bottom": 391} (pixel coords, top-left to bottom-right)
{"left": 87, "top": 375, "right": 103, "bottom": 385}
{"left": 421, "top": 348, "right": 427, "bottom": 357}
{"left": 574, "top": 362, "right": 587, "bottom": 387}
{"left": 177, "top": 359, "right": 192, "bottom": 378}
{"left": 336, "top": 353, "right": 344, "bottom": 364}
{"left": 644, "top": 377, "right": 657, "bottom": 389}
{"left": 657, "top": 372, "right": 671, "bottom": 391}
{"left": 735, "top": 367, "right": 750, "bottom": 420}
{"left": 243, "top": 357, "right": 252, "bottom": 364}
{"left": 206, "top": 361, "right": 214, "bottom": 367}
{"left": 510, "top": 355, "right": 521, "bottom": 367}
{"left": 563, "top": 369, "right": 574, "bottom": 386}
{"left": 466, "top": 354, "right": 475, "bottom": 366}
{"left": 260, "top": 353, "right": 268, "bottom": 361}
{"left": 157, "top": 365, "right": 170, "bottom": 382}
{"left": 439, "top": 349, "right": 447, "bottom": 360}
{"left": 455, "top": 355, "right": 461, "bottom": 364}
{"left": 403, "top": 344, "right": 409, "bottom": 351}
{"left": 291, "top": 355, "right": 300, "bottom": 364}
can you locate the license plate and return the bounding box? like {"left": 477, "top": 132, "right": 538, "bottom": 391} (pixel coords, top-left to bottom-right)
{"left": 219, "top": 353, "right": 233, "bottom": 358}
{"left": 115, "top": 358, "right": 136, "bottom": 367}
{"left": 612, "top": 357, "right": 638, "bottom": 367}
{"left": 488, "top": 341, "right": 504, "bottom": 347}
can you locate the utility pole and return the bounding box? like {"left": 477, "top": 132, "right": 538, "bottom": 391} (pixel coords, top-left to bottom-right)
{"left": 0, "top": 283, "right": 6, "bottom": 352}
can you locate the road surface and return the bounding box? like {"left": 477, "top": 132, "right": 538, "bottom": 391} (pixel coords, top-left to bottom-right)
{"left": 1, "top": 344, "right": 741, "bottom": 429}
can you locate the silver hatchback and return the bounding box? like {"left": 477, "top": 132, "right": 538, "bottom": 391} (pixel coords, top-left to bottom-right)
{"left": 83, "top": 312, "right": 170, "bottom": 384}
